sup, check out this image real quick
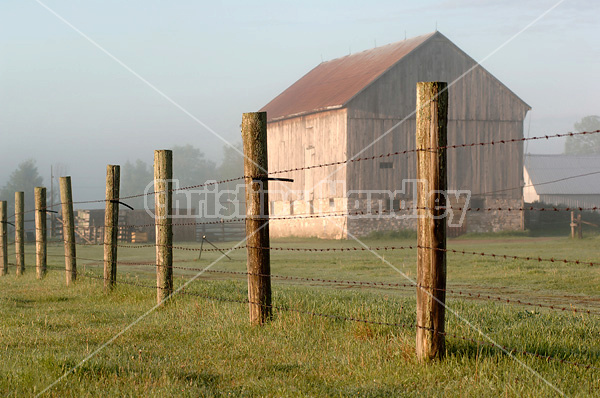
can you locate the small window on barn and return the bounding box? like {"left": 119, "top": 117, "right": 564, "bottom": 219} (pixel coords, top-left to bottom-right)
{"left": 289, "top": 201, "right": 294, "bottom": 215}
{"left": 380, "top": 162, "right": 393, "bottom": 169}
{"left": 329, "top": 198, "right": 335, "bottom": 210}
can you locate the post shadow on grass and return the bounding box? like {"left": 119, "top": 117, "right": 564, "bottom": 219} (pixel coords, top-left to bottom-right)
{"left": 445, "top": 337, "right": 600, "bottom": 365}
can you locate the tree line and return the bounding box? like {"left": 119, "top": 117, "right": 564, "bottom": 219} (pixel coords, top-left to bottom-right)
{"left": 563, "top": 115, "right": 600, "bottom": 155}
{"left": 0, "top": 143, "right": 244, "bottom": 216}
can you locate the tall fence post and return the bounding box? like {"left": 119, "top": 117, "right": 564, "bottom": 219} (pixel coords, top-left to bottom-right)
{"left": 416, "top": 81, "right": 448, "bottom": 361}
{"left": 0, "top": 201, "right": 7, "bottom": 276}
{"left": 242, "top": 111, "right": 272, "bottom": 325}
{"left": 15, "top": 191, "right": 25, "bottom": 276}
{"left": 154, "top": 150, "right": 173, "bottom": 303}
{"left": 35, "top": 187, "right": 47, "bottom": 279}
{"left": 60, "top": 177, "right": 77, "bottom": 285}
{"left": 104, "top": 165, "right": 120, "bottom": 290}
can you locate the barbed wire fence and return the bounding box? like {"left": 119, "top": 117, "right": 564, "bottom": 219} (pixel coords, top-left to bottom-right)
{"left": 1, "top": 117, "right": 599, "bottom": 372}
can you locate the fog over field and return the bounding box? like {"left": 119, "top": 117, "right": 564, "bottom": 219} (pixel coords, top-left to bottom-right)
{"left": 1, "top": 0, "right": 598, "bottom": 203}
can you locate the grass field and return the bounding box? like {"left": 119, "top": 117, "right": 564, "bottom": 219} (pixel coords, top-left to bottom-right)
{"left": 0, "top": 235, "right": 599, "bottom": 397}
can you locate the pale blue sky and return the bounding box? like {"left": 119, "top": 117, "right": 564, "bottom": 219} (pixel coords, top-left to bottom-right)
{"left": 1, "top": 0, "right": 598, "bottom": 202}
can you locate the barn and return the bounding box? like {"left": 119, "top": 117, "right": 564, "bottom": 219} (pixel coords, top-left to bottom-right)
{"left": 524, "top": 154, "right": 600, "bottom": 208}
{"left": 260, "top": 31, "right": 530, "bottom": 239}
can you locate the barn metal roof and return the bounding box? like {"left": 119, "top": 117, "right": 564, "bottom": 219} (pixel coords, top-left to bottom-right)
{"left": 525, "top": 154, "right": 600, "bottom": 195}
{"left": 260, "top": 32, "right": 436, "bottom": 122}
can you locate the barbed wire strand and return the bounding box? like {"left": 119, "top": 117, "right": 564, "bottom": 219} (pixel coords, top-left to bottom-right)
{"left": 264, "top": 130, "right": 600, "bottom": 176}
{"left": 38, "top": 250, "right": 600, "bottom": 316}
{"left": 6, "top": 129, "right": 600, "bottom": 219}
{"left": 42, "top": 266, "right": 598, "bottom": 371}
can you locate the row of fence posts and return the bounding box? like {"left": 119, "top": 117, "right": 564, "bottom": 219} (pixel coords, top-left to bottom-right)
{"left": 0, "top": 81, "right": 449, "bottom": 362}
{"left": 0, "top": 179, "right": 78, "bottom": 283}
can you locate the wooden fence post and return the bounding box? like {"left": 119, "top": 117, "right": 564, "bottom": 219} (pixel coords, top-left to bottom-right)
{"left": 0, "top": 201, "right": 7, "bottom": 276}
{"left": 50, "top": 165, "right": 55, "bottom": 239}
{"left": 15, "top": 191, "right": 25, "bottom": 276}
{"left": 577, "top": 213, "right": 583, "bottom": 239}
{"left": 104, "top": 165, "right": 120, "bottom": 290}
{"left": 35, "top": 187, "right": 47, "bottom": 279}
{"left": 221, "top": 219, "right": 225, "bottom": 242}
{"left": 242, "top": 111, "right": 272, "bottom": 325}
{"left": 60, "top": 177, "right": 77, "bottom": 285}
{"left": 154, "top": 150, "right": 173, "bottom": 303}
{"left": 416, "top": 81, "right": 448, "bottom": 361}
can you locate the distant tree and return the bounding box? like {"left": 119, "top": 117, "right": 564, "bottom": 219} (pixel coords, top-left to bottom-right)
{"left": 0, "top": 159, "right": 44, "bottom": 217}
{"left": 564, "top": 115, "right": 600, "bottom": 154}
{"left": 171, "top": 145, "right": 217, "bottom": 214}
{"left": 118, "top": 144, "right": 244, "bottom": 216}
{"left": 217, "top": 142, "right": 244, "bottom": 180}
{"left": 216, "top": 143, "right": 245, "bottom": 216}
{"left": 172, "top": 144, "right": 217, "bottom": 188}
{"left": 120, "top": 159, "right": 153, "bottom": 210}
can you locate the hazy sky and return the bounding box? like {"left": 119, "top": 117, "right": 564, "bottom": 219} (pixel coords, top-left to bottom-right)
{"left": 1, "top": 0, "right": 598, "bottom": 203}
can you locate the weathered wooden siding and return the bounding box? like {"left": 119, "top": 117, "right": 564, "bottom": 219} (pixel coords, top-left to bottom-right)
{"left": 266, "top": 109, "right": 347, "bottom": 202}
{"left": 345, "top": 34, "right": 529, "bottom": 200}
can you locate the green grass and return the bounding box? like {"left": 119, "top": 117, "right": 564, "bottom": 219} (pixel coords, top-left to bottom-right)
{"left": 1, "top": 236, "right": 599, "bottom": 397}
{"left": 453, "top": 230, "right": 532, "bottom": 239}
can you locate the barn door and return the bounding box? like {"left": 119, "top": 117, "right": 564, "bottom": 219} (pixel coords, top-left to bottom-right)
{"left": 305, "top": 146, "right": 315, "bottom": 201}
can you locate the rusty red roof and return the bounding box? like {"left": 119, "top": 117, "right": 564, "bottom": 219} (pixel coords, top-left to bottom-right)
{"left": 260, "top": 32, "right": 436, "bottom": 122}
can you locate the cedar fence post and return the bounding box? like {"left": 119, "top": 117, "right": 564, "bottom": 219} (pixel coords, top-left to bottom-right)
{"left": 35, "top": 187, "right": 47, "bottom": 279}
{"left": 60, "top": 177, "right": 77, "bottom": 285}
{"left": 104, "top": 165, "right": 120, "bottom": 290}
{"left": 15, "top": 191, "right": 25, "bottom": 276}
{"left": 154, "top": 150, "right": 173, "bottom": 303}
{"left": 0, "top": 201, "right": 7, "bottom": 276}
{"left": 242, "top": 111, "right": 272, "bottom": 325}
{"left": 416, "top": 81, "right": 448, "bottom": 361}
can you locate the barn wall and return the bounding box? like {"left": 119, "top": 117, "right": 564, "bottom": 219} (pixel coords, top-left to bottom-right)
{"left": 346, "top": 198, "right": 523, "bottom": 237}
{"left": 345, "top": 34, "right": 528, "bottom": 203}
{"left": 269, "top": 198, "right": 348, "bottom": 239}
{"left": 267, "top": 109, "right": 347, "bottom": 201}
{"left": 267, "top": 109, "right": 349, "bottom": 238}
{"left": 343, "top": 34, "right": 527, "bottom": 234}
{"left": 343, "top": 118, "right": 524, "bottom": 197}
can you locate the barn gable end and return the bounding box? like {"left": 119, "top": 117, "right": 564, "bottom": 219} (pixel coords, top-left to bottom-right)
{"left": 261, "top": 32, "right": 530, "bottom": 238}
{"left": 345, "top": 32, "right": 529, "bottom": 198}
